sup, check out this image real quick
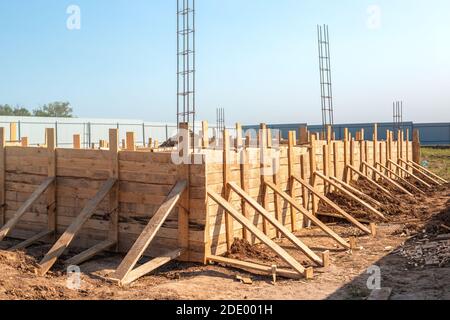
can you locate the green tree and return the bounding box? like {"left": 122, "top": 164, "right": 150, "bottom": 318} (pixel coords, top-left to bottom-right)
{"left": 0, "top": 104, "right": 32, "bottom": 116}
{"left": 33, "top": 102, "right": 74, "bottom": 118}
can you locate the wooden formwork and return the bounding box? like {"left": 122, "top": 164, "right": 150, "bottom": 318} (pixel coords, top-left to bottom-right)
{"left": 0, "top": 122, "right": 445, "bottom": 284}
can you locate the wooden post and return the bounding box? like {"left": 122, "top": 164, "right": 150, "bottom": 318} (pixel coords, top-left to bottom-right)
{"left": 326, "top": 125, "right": 332, "bottom": 143}
{"left": 299, "top": 126, "right": 308, "bottom": 145}
{"left": 235, "top": 123, "right": 242, "bottom": 149}
{"left": 406, "top": 128, "right": 410, "bottom": 164}
{"left": 46, "top": 128, "right": 57, "bottom": 237}
{"left": 412, "top": 129, "right": 421, "bottom": 164}
{"left": 309, "top": 134, "right": 318, "bottom": 216}
{"left": 267, "top": 128, "right": 272, "bottom": 148}
{"left": 109, "top": 129, "right": 119, "bottom": 251}
{"left": 288, "top": 131, "right": 297, "bottom": 232}
{"left": 223, "top": 129, "right": 233, "bottom": 251}
{"left": 260, "top": 124, "right": 270, "bottom": 235}
{"left": 126, "top": 132, "right": 136, "bottom": 151}
{"left": 202, "top": 121, "right": 209, "bottom": 149}
{"left": 350, "top": 139, "right": 355, "bottom": 167}
{"left": 0, "top": 128, "right": 5, "bottom": 227}
{"left": 343, "top": 128, "right": 350, "bottom": 182}
{"left": 10, "top": 123, "right": 17, "bottom": 142}
{"left": 21, "top": 137, "right": 29, "bottom": 147}
{"left": 300, "top": 155, "right": 308, "bottom": 214}
{"left": 73, "top": 134, "right": 81, "bottom": 149}
{"left": 178, "top": 123, "right": 190, "bottom": 261}
{"left": 323, "top": 145, "right": 330, "bottom": 194}
{"left": 332, "top": 142, "right": 338, "bottom": 181}
{"left": 373, "top": 124, "right": 378, "bottom": 167}
{"left": 240, "top": 145, "right": 250, "bottom": 242}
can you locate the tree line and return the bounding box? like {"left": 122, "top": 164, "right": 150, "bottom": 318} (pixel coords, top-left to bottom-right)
{"left": 0, "top": 102, "right": 74, "bottom": 118}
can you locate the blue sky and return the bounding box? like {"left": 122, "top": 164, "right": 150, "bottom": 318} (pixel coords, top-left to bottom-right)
{"left": 0, "top": 0, "right": 449, "bottom": 125}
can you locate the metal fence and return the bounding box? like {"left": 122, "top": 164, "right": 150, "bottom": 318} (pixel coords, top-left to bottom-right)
{"left": 244, "top": 122, "right": 450, "bottom": 146}
{"left": 0, "top": 116, "right": 237, "bottom": 148}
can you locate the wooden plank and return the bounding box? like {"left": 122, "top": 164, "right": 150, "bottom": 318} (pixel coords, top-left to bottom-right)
{"left": 239, "top": 148, "right": 250, "bottom": 242}
{"left": 21, "top": 137, "right": 28, "bottom": 147}
{"left": 288, "top": 131, "right": 297, "bottom": 231}
{"left": 235, "top": 123, "right": 242, "bottom": 149}
{"left": 207, "top": 189, "right": 312, "bottom": 277}
{"left": 202, "top": 121, "right": 209, "bottom": 149}
{"left": 222, "top": 129, "right": 233, "bottom": 250}
{"left": 346, "top": 164, "right": 394, "bottom": 199}
{"left": 0, "top": 177, "right": 54, "bottom": 241}
{"left": 272, "top": 156, "right": 282, "bottom": 238}
{"left": 112, "top": 180, "right": 187, "bottom": 281}
{"left": 315, "top": 171, "right": 386, "bottom": 221}
{"left": 362, "top": 161, "right": 413, "bottom": 196}
{"left": 412, "top": 130, "right": 421, "bottom": 165}
{"left": 329, "top": 176, "right": 381, "bottom": 208}
{"left": 291, "top": 175, "right": 372, "bottom": 235}
{"left": 264, "top": 180, "right": 350, "bottom": 249}
{"left": 121, "top": 249, "right": 183, "bottom": 286}
{"left": 0, "top": 128, "right": 5, "bottom": 227}
{"left": 309, "top": 134, "right": 319, "bottom": 215}
{"left": 207, "top": 255, "right": 304, "bottom": 280}
{"left": 126, "top": 132, "right": 136, "bottom": 151}
{"left": 73, "top": 134, "right": 81, "bottom": 149}
{"left": 299, "top": 127, "right": 308, "bottom": 145}
{"left": 260, "top": 124, "right": 269, "bottom": 235}
{"left": 65, "top": 239, "right": 116, "bottom": 266}
{"left": 409, "top": 160, "right": 447, "bottom": 184}
{"left": 9, "top": 229, "right": 54, "bottom": 251}
{"left": 108, "top": 129, "right": 119, "bottom": 250}
{"left": 38, "top": 178, "right": 117, "bottom": 275}
{"left": 387, "top": 160, "right": 431, "bottom": 188}
{"left": 375, "top": 162, "right": 426, "bottom": 195}
{"left": 46, "top": 128, "right": 57, "bottom": 235}
{"left": 9, "top": 123, "right": 17, "bottom": 142}
{"left": 228, "top": 182, "right": 324, "bottom": 266}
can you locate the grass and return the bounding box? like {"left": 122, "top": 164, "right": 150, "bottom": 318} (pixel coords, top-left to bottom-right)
{"left": 420, "top": 147, "right": 450, "bottom": 181}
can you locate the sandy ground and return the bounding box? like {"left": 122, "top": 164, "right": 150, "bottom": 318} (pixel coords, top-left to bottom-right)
{"left": 0, "top": 180, "right": 448, "bottom": 300}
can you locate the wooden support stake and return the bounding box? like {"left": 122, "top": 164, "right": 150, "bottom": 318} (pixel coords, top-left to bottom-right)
{"left": 346, "top": 164, "right": 394, "bottom": 200}
{"left": 0, "top": 128, "right": 4, "bottom": 227}
{"left": 9, "top": 123, "right": 17, "bottom": 142}
{"left": 240, "top": 147, "right": 250, "bottom": 242}
{"left": 291, "top": 175, "right": 372, "bottom": 235}
{"left": 315, "top": 171, "right": 386, "bottom": 221}
{"left": 288, "top": 131, "right": 297, "bottom": 231}
{"left": 21, "top": 137, "right": 28, "bottom": 147}
{"left": 202, "top": 121, "right": 209, "bottom": 149}
{"left": 207, "top": 189, "right": 313, "bottom": 278}
{"left": 126, "top": 132, "right": 136, "bottom": 151}
{"left": 112, "top": 181, "right": 187, "bottom": 284}
{"left": 109, "top": 129, "right": 119, "bottom": 250}
{"left": 229, "top": 182, "right": 324, "bottom": 266}
{"left": 309, "top": 134, "right": 319, "bottom": 215}
{"left": 329, "top": 176, "right": 382, "bottom": 208}
{"left": 177, "top": 123, "right": 190, "bottom": 261}
{"left": 299, "top": 126, "right": 308, "bottom": 145}
{"left": 412, "top": 130, "right": 421, "bottom": 165}
{"left": 38, "top": 178, "right": 117, "bottom": 276}
{"left": 373, "top": 124, "right": 378, "bottom": 167}
{"left": 264, "top": 181, "right": 351, "bottom": 249}
{"left": 46, "top": 128, "right": 57, "bottom": 236}
{"left": 72, "top": 134, "right": 81, "bottom": 149}
{"left": 223, "top": 129, "right": 233, "bottom": 250}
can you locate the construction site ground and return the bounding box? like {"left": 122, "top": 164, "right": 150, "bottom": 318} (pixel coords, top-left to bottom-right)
{"left": 0, "top": 148, "right": 449, "bottom": 300}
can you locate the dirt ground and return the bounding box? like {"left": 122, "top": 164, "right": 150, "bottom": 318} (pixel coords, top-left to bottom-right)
{"left": 0, "top": 162, "right": 449, "bottom": 300}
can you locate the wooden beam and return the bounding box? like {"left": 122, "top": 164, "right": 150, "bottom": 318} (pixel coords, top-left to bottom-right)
{"left": 228, "top": 182, "right": 325, "bottom": 267}
{"left": 235, "top": 123, "right": 242, "bottom": 149}
{"left": 375, "top": 162, "right": 426, "bottom": 195}
{"left": 112, "top": 180, "right": 187, "bottom": 282}
{"left": 21, "top": 137, "right": 28, "bottom": 147}
{"left": 240, "top": 147, "right": 250, "bottom": 242}
{"left": 46, "top": 128, "right": 57, "bottom": 236}
{"left": 403, "top": 159, "right": 447, "bottom": 184}
{"left": 329, "top": 176, "right": 382, "bottom": 208}
{"left": 73, "top": 134, "right": 81, "bottom": 149}
{"left": 0, "top": 177, "right": 54, "bottom": 241}
{"left": 272, "top": 156, "right": 282, "bottom": 238}
{"left": 9, "top": 229, "right": 54, "bottom": 251}
{"left": 373, "top": 124, "right": 378, "bottom": 167}
{"left": 0, "top": 128, "right": 4, "bottom": 227}
{"left": 387, "top": 160, "right": 431, "bottom": 188}
{"left": 299, "top": 126, "right": 308, "bottom": 145}
{"left": 207, "top": 255, "right": 304, "bottom": 280}
{"left": 291, "top": 175, "right": 372, "bottom": 235}
{"left": 38, "top": 178, "right": 117, "bottom": 276}
{"left": 362, "top": 161, "right": 413, "bottom": 196}
{"left": 398, "top": 158, "right": 442, "bottom": 185}
{"left": 264, "top": 181, "right": 351, "bottom": 249}
{"left": 202, "top": 121, "right": 209, "bottom": 149}
{"left": 65, "top": 239, "right": 116, "bottom": 266}
{"left": 412, "top": 129, "right": 421, "bottom": 165}
{"left": 222, "top": 128, "right": 234, "bottom": 250}
{"left": 126, "top": 132, "right": 136, "bottom": 151}
{"left": 120, "top": 249, "right": 183, "bottom": 286}
{"left": 109, "top": 129, "right": 119, "bottom": 250}
{"left": 177, "top": 123, "right": 190, "bottom": 261}
{"left": 309, "top": 133, "right": 319, "bottom": 214}
{"left": 346, "top": 164, "right": 395, "bottom": 200}
{"left": 260, "top": 124, "right": 270, "bottom": 235}
{"left": 207, "top": 189, "right": 313, "bottom": 278}
{"left": 288, "top": 131, "right": 297, "bottom": 231}
{"left": 315, "top": 171, "right": 386, "bottom": 221}
{"left": 9, "top": 123, "right": 17, "bottom": 142}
